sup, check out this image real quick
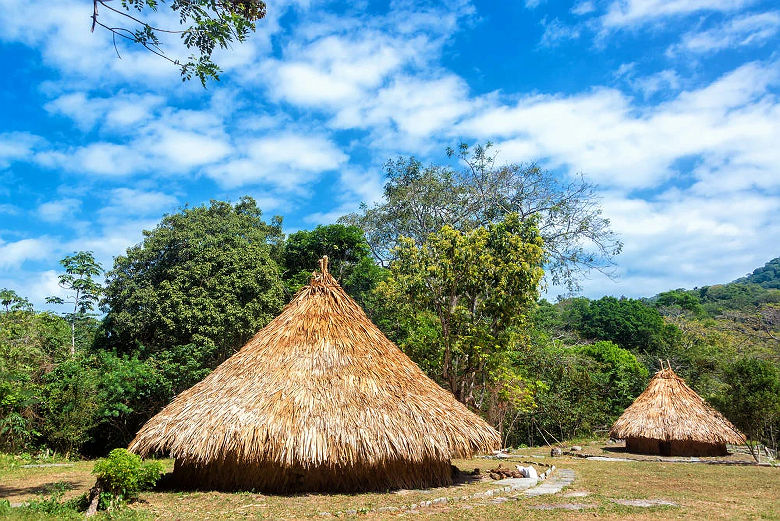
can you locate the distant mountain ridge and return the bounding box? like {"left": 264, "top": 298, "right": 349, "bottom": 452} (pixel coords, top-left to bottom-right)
{"left": 733, "top": 257, "right": 780, "bottom": 289}
{"left": 648, "top": 256, "right": 780, "bottom": 316}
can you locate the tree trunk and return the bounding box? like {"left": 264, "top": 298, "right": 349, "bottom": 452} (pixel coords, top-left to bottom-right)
{"left": 85, "top": 479, "right": 103, "bottom": 517}
{"left": 70, "top": 321, "right": 75, "bottom": 356}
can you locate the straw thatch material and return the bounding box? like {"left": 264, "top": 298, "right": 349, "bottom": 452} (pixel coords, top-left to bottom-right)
{"left": 129, "top": 256, "right": 499, "bottom": 492}
{"left": 610, "top": 362, "right": 744, "bottom": 457}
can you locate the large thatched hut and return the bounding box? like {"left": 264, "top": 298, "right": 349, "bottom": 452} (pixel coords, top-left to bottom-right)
{"left": 610, "top": 362, "right": 744, "bottom": 457}
{"left": 129, "top": 257, "right": 499, "bottom": 493}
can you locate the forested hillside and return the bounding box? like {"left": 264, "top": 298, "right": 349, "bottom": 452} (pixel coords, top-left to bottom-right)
{"left": 1, "top": 151, "right": 778, "bottom": 459}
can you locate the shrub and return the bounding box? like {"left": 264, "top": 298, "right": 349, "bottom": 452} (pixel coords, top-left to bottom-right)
{"left": 93, "top": 449, "right": 163, "bottom": 509}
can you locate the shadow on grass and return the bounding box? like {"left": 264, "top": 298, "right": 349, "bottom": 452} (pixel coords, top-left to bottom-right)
{"left": 0, "top": 479, "right": 80, "bottom": 498}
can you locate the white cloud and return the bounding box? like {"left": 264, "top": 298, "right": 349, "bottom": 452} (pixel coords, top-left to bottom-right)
{"left": 0, "top": 132, "right": 43, "bottom": 167}
{"left": 45, "top": 92, "right": 165, "bottom": 131}
{"left": 602, "top": 0, "right": 757, "bottom": 28}
{"left": 539, "top": 17, "right": 582, "bottom": 47}
{"left": 574, "top": 189, "right": 780, "bottom": 298}
{"left": 145, "top": 128, "right": 232, "bottom": 170}
{"left": 100, "top": 189, "right": 178, "bottom": 218}
{"left": 623, "top": 69, "right": 682, "bottom": 98}
{"left": 669, "top": 11, "right": 780, "bottom": 55}
{"left": 37, "top": 198, "right": 82, "bottom": 223}
{"left": 571, "top": 1, "right": 596, "bottom": 16}
{"left": 76, "top": 143, "right": 142, "bottom": 177}
{"left": 209, "top": 134, "right": 348, "bottom": 190}
{"left": 458, "top": 61, "right": 780, "bottom": 191}
{"left": 0, "top": 238, "right": 55, "bottom": 269}
{"left": 333, "top": 75, "right": 473, "bottom": 142}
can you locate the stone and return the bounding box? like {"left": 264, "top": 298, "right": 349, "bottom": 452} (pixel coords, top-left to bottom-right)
{"left": 345, "top": 509, "right": 357, "bottom": 515}
{"left": 377, "top": 506, "right": 400, "bottom": 513}
{"left": 571, "top": 445, "right": 582, "bottom": 452}
{"left": 431, "top": 497, "right": 447, "bottom": 506}
{"left": 563, "top": 491, "right": 590, "bottom": 498}
{"left": 550, "top": 447, "right": 563, "bottom": 457}
{"left": 611, "top": 498, "right": 678, "bottom": 507}
{"left": 528, "top": 503, "right": 595, "bottom": 510}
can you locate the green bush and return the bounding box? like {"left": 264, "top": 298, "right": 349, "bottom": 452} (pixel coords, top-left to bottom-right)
{"left": 93, "top": 449, "right": 163, "bottom": 508}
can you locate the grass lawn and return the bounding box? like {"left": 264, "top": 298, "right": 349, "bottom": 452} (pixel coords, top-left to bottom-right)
{"left": 1, "top": 441, "right": 778, "bottom": 520}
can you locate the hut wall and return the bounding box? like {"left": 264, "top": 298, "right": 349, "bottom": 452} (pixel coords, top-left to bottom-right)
{"left": 668, "top": 440, "right": 728, "bottom": 457}
{"left": 169, "top": 456, "right": 454, "bottom": 493}
{"left": 626, "top": 437, "right": 660, "bottom": 455}
{"left": 625, "top": 437, "right": 728, "bottom": 457}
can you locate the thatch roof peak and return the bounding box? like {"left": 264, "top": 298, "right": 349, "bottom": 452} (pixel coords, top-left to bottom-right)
{"left": 129, "top": 256, "right": 499, "bottom": 473}
{"left": 610, "top": 363, "right": 744, "bottom": 445}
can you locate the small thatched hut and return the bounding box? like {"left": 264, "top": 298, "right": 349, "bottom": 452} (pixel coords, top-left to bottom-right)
{"left": 129, "top": 257, "right": 499, "bottom": 493}
{"left": 610, "top": 362, "right": 744, "bottom": 457}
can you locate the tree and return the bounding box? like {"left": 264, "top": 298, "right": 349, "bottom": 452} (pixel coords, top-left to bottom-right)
{"left": 574, "top": 296, "right": 677, "bottom": 356}
{"left": 576, "top": 340, "right": 648, "bottom": 416}
{"left": 46, "top": 252, "right": 103, "bottom": 356}
{"left": 0, "top": 289, "right": 32, "bottom": 313}
{"left": 714, "top": 358, "right": 780, "bottom": 455}
{"left": 283, "top": 224, "right": 386, "bottom": 305}
{"left": 341, "top": 142, "right": 622, "bottom": 292}
{"left": 100, "top": 197, "right": 285, "bottom": 375}
{"left": 379, "top": 213, "right": 545, "bottom": 407}
{"left": 90, "top": 0, "right": 266, "bottom": 85}
{"left": 654, "top": 289, "right": 703, "bottom": 316}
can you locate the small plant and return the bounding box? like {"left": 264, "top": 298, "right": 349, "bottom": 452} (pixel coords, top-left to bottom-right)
{"left": 92, "top": 448, "right": 163, "bottom": 510}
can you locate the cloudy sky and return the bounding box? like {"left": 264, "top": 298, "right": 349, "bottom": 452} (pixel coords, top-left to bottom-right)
{"left": 0, "top": 0, "right": 778, "bottom": 307}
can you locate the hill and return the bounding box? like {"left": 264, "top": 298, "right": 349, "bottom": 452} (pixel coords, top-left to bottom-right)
{"left": 734, "top": 257, "right": 780, "bottom": 289}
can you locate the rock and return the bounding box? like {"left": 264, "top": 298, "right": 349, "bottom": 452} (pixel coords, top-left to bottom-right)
{"left": 377, "top": 506, "right": 399, "bottom": 513}
{"left": 431, "top": 497, "right": 447, "bottom": 506}
{"left": 611, "top": 498, "right": 677, "bottom": 507}
{"left": 528, "top": 503, "right": 595, "bottom": 510}
{"left": 571, "top": 445, "right": 582, "bottom": 452}
{"left": 563, "top": 491, "right": 590, "bottom": 498}
{"left": 345, "top": 509, "right": 357, "bottom": 515}
{"left": 550, "top": 447, "right": 563, "bottom": 457}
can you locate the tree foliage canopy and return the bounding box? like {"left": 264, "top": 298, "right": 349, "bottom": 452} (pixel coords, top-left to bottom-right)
{"left": 91, "top": 0, "right": 266, "bottom": 85}
{"left": 379, "top": 213, "right": 545, "bottom": 407}
{"left": 101, "top": 197, "right": 285, "bottom": 368}
{"left": 282, "top": 224, "right": 386, "bottom": 306}
{"left": 341, "top": 143, "right": 622, "bottom": 292}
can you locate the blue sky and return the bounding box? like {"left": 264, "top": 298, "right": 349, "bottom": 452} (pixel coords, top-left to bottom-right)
{"left": 0, "top": 0, "right": 778, "bottom": 308}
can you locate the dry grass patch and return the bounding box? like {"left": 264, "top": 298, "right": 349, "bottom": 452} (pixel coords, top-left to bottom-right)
{"left": 1, "top": 449, "right": 777, "bottom": 520}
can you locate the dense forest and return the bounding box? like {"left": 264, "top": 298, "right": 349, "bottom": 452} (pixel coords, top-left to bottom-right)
{"left": 1, "top": 147, "right": 778, "bottom": 458}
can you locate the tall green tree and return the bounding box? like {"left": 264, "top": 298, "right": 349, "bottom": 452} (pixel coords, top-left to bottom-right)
{"left": 0, "top": 289, "right": 32, "bottom": 313}
{"left": 46, "top": 251, "right": 103, "bottom": 355}
{"left": 90, "top": 0, "right": 266, "bottom": 85}
{"left": 341, "top": 143, "right": 621, "bottom": 292}
{"left": 283, "top": 224, "right": 386, "bottom": 305}
{"left": 714, "top": 357, "right": 780, "bottom": 453}
{"left": 379, "top": 213, "right": 545, "bottom": 407}
{"left": 573, "top": 296, "right": 678, "bottom": 356}
{"left": 100, "top": 197, "right": 285, "bottom": 373}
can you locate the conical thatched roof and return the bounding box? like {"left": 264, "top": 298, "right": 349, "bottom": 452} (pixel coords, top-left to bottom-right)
{"left": 129, "top": 257, "right": 499, "bottom": 488}
{"left": 610, "top": 362, "right": 744, "bottom": 445}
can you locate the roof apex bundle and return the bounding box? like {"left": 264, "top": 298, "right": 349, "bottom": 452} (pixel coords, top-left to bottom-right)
{"left": 610, "top": 361, "right": 744, "bottom": 448}
{"left": 129, "top": 256, "right": 499, "bottom": 492}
